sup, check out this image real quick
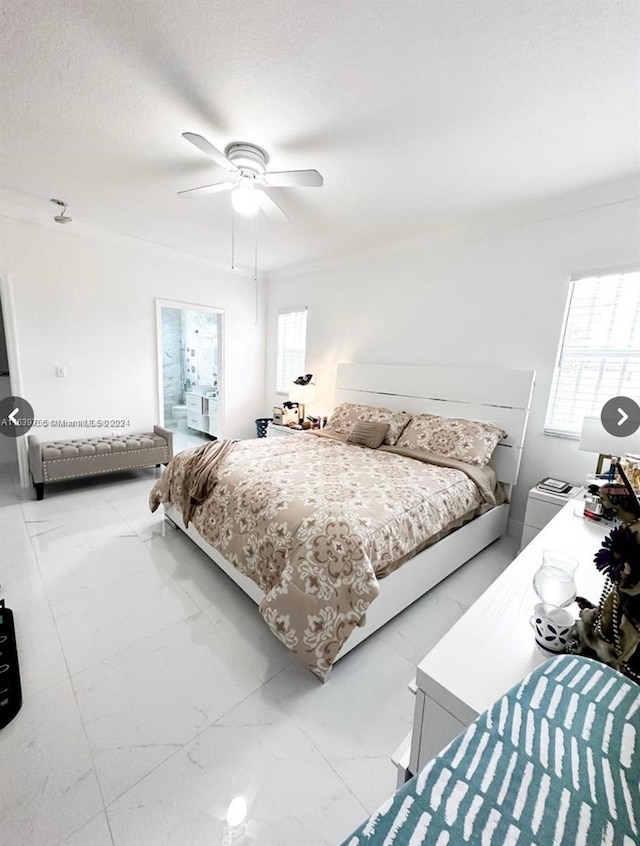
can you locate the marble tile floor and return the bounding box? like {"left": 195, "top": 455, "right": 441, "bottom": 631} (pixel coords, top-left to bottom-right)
{"left": 167, "top": 427, "right": 211, "bottom": 454}
{"left": 0, "top": 462, "right": 519, "bottom": 846}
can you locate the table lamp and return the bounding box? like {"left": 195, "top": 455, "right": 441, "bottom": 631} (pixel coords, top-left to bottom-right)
{"left": 288, "top": 376, "right": 316, "bottom": 424}
{"left": 578, "top": 416, "right": 640, "bottom": 474}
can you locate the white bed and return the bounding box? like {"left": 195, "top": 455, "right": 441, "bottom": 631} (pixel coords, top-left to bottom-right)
{"left": 163, "top": 362, "right": 535, "bottom": 667}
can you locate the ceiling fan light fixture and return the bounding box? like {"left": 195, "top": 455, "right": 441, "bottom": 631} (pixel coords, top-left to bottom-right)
{"left": 231, "top": 181, "right": 259, "bottom": 217}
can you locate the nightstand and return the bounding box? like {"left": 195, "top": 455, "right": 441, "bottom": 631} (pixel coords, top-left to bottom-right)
{"left": 266, "top": 423, "right": 309, "bottom": 437}
{"left": 521, "top": 483, "right": 584, "bottom": 549}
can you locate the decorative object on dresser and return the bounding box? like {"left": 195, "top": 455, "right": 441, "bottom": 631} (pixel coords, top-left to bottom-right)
{"left": 530, "top": 549, "right": 578, "bottom": 653}
{"left": 530, "top": 603, "right": 575, "bottom": 653}
{"left": 521, "top": 482, "right": 584, "bottom": 548}
{"left": 568, "top": 507, "right": 640, "bottom": 684}
{"left": 592, "top": 484, "right": 639, "bottom": 525}
{"left": 403, "top": 500, "right": 607, "bottom": 779}
{"left": 623, "top": 456, "right": 640, "bottom": 491}
{"left": 153, "top": 363, "right": 535, "bottom": 680}
{"left": 28, "top": 425, "right": 173, "bottom": 500}
{"left": 582, "top": 454, "right": 640, "bottom": 524}
{"left": 532, "top": 549, "right": 578, "bottom": 607}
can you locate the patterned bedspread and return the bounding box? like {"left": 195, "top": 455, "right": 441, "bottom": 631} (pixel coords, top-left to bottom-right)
{"left": 150, "top": 434, "right": 490, "bottom": 679}
{"left": 342, "top": 655, "right": 640, "bottom": 845}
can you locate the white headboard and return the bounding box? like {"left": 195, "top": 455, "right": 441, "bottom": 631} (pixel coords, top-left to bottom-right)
{"left": 334, "top": 363, "right": 535, "bottom": 487}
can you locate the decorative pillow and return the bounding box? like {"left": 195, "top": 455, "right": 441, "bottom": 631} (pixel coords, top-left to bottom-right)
{"left": 325, "top": 403, "right": 411, "bottom": 445}
{"left": 346, "top": 421, "right": 390, "bottom": 449}
{"left": 396, "top": 414, "right": 506, "bottom": 467}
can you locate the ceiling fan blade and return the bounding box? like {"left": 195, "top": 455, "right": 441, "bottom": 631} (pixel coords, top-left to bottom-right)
{"left": 257, "top": 189, "right": 289, "bottom": 222}
{"left": 182, "top": 132, "right": 238, "bottom": 172}
{"left": 177, "top": 181, "right": 235, "bottom": 198}
{"left": 264, "top": 169, "right": 323, "bottom": 188}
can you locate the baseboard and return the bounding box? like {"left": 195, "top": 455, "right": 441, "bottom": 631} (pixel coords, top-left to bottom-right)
{"left": 507, "top": 518, "right": 523, "bottom": 539}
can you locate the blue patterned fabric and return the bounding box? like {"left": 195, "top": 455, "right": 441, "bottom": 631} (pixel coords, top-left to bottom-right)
{"left": 342, "top": 656, "right": 640, "bottom": 846}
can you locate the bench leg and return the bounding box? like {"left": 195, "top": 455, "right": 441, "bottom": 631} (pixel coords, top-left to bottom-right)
{"left": 34, "top": 483, "right": 44, "bottom": 501}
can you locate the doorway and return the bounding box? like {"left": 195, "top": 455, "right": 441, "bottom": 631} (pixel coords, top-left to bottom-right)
{"left": 156, "top": 300, "right": 224, "bottom": 451}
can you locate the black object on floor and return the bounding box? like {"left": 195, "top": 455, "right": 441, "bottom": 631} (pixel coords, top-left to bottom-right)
{"left": 0, "top": 598, "right": 22, "bottom": 729}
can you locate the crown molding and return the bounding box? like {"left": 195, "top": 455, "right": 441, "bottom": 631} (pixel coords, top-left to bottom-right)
{"left": 0, "top": 185, "right": 263, "bottom": 280}
{"left": 2, "top": 175, "right": 637, "bottom": 282}
{"left": 271, "top": 175, "right": 640, "bottom": 278}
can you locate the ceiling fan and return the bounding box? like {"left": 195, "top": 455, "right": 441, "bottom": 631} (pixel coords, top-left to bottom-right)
{"left": 178, "top": 132, "right": 324, "bottom": 222}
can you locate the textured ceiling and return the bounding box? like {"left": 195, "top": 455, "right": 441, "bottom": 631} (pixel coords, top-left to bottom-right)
{"left": 1, "top": 0, "right": 638, "bottom": 271}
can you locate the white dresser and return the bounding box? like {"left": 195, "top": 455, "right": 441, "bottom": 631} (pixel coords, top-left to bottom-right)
{"left": 395, "top": 500, "right": 608, "bottom": 786}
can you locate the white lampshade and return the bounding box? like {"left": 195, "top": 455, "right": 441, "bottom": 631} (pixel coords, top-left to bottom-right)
{"left": 288, "top": 381, "right": 316, "bottom": 405}
{"left": 578, "top": 416, "right": 640, "bottom": 458}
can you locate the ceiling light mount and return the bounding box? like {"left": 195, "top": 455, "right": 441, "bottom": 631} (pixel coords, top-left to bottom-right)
{"left": 224, "top": 143, "right": 268, "bottom": 179}
{"left": 50, "top": 198, "right": 72, "bottom": 224}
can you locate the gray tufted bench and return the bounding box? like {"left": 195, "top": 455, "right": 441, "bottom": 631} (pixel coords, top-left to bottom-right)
{"left": 27, "top": 425, "right": 173, "bottom": 500}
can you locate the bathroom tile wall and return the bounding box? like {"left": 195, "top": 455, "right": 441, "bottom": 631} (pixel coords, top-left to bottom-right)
{"left": 182, "top": 310, "right": 220, "bottom": 393}
{"left": 161, "top": 308, "right": 183, "bottom": 422}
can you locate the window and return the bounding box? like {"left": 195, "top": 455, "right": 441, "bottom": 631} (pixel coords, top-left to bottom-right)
{"left": 544, "top": 269, "right": 640, "bottom": 438}
{"left": 276, "top": 308, "right": 307, "bottom": 393}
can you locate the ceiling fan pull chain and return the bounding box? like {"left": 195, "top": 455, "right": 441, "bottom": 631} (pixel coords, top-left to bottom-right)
{"left": 254, "top": 213, "right": 258, "bottom": 282}
{"left": 230, "top": 206, "right": 235, "bottom": 270}
{"left": 254, "top": 213, "right": 259, "bottom": 325}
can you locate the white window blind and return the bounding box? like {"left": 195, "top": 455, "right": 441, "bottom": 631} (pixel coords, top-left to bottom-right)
{"left": 544, "top": 270, "right": 640, "bottom": 438}
{"left": 276, "top": 308, "right": 307, "bottom": 393}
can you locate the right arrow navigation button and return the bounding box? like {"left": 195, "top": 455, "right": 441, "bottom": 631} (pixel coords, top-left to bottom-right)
{"left": 601, "top": 396, "right": 640, "bottom": 438}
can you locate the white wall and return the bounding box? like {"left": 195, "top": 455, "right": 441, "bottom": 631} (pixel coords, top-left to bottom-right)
{"left": 265, "top": 195, "right": 640, "bottom": 527}
{"left": 0, "top": 215, "right": 267, "bottom": 446}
